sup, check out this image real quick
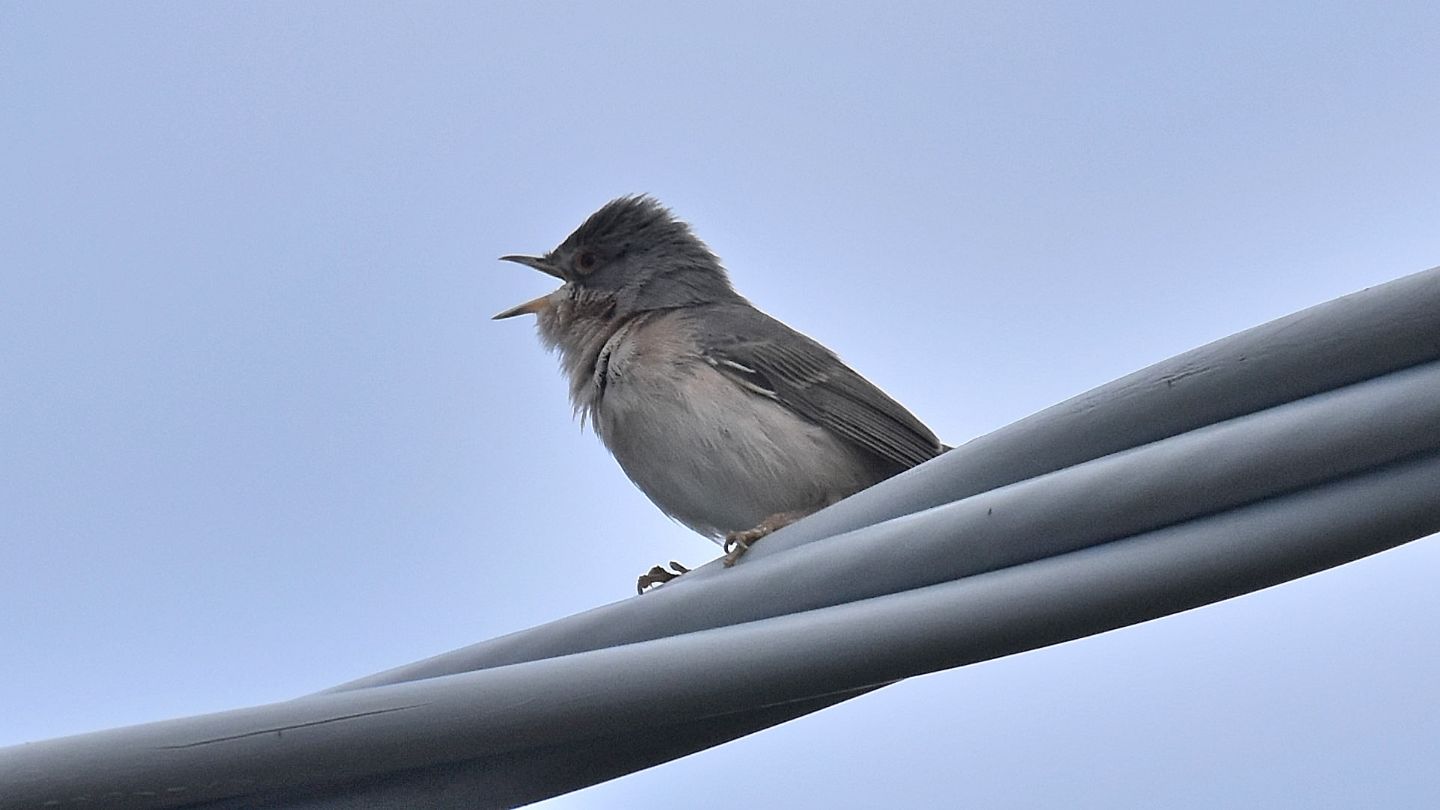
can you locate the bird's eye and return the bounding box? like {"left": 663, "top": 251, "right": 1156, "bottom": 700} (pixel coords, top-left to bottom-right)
{"left": 574, "top": 250, "right": 598, "bottom": 274}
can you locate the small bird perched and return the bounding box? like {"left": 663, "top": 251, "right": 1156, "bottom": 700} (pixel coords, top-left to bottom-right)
{"left": 495, "top": 196, "right": 945, "bottom": 592}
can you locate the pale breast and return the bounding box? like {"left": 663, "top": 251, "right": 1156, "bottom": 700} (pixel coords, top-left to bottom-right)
{"left": 591, "top": 312, "right": 880, "bottom": 540}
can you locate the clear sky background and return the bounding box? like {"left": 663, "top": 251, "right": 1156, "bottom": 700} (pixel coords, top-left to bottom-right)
{"left": 4, "top": 3, "right": 1440, "bottom": 807}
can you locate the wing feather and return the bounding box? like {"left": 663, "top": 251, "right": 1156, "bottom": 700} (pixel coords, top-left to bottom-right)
{"left": 698, "top": 305, "right": 943, "bottom": 470}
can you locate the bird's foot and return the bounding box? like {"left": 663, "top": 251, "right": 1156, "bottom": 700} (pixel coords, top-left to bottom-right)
{"left": 722, "top": 510, "right": 807, "bottom": 567}
{"left": 637, "top": 560, "right": 690, "bottom": 594}
{"left": 722, "top": 527, "right": 767, "bottom": 567}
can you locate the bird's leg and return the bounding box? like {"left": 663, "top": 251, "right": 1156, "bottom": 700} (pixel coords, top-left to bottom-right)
{"left": 636, "top": 560, "right": 691, "bottom": 594}
{"left": 723, "top": 510, "right": 808, "bottom": 567}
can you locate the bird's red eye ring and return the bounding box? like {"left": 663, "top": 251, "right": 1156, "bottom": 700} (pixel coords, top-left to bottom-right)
{"left": 575, "top": 250, "right": 597, "bottom": 274}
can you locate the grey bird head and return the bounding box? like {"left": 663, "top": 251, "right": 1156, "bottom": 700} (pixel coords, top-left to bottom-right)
{"left": 494, "top": 195, "right": 742, "bottom": 325}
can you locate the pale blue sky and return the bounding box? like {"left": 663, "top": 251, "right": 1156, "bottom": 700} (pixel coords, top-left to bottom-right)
{"left": 3, "top": 2, "right": 1439, "bottom": 807}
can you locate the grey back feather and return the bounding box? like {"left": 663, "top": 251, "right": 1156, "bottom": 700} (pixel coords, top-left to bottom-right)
{"left": 695, "top": 303, "right": 944, "bottom": 470}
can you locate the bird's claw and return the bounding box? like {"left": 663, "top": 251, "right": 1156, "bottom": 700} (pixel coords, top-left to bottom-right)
{"left": 722, "top": 527, "right": 766, "bottom": 567}
{"left": 723, "top": 510, "right": 807, "bottom": 567}
{"left": 637, "top": 560, "right": 690, "bottom": 594}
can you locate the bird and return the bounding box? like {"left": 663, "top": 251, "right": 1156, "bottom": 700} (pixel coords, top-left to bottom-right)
{"left": 494, "top": 196, "right": 946, "bottom": 593}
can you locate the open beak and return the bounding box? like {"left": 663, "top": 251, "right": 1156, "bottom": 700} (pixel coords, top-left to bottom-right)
{"left": 494, "top": 255, "right": 564, "bottom": 320}
{"left": 499, "top": 254, "right": 564, "bottom": 279}
{"left": 492, "top": 292, "right": 554, "bottom": 320}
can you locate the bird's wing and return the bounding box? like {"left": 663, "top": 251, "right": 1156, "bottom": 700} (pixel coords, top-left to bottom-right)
{"left": 696, "top": 304, "right": 944, "bottom": 469}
